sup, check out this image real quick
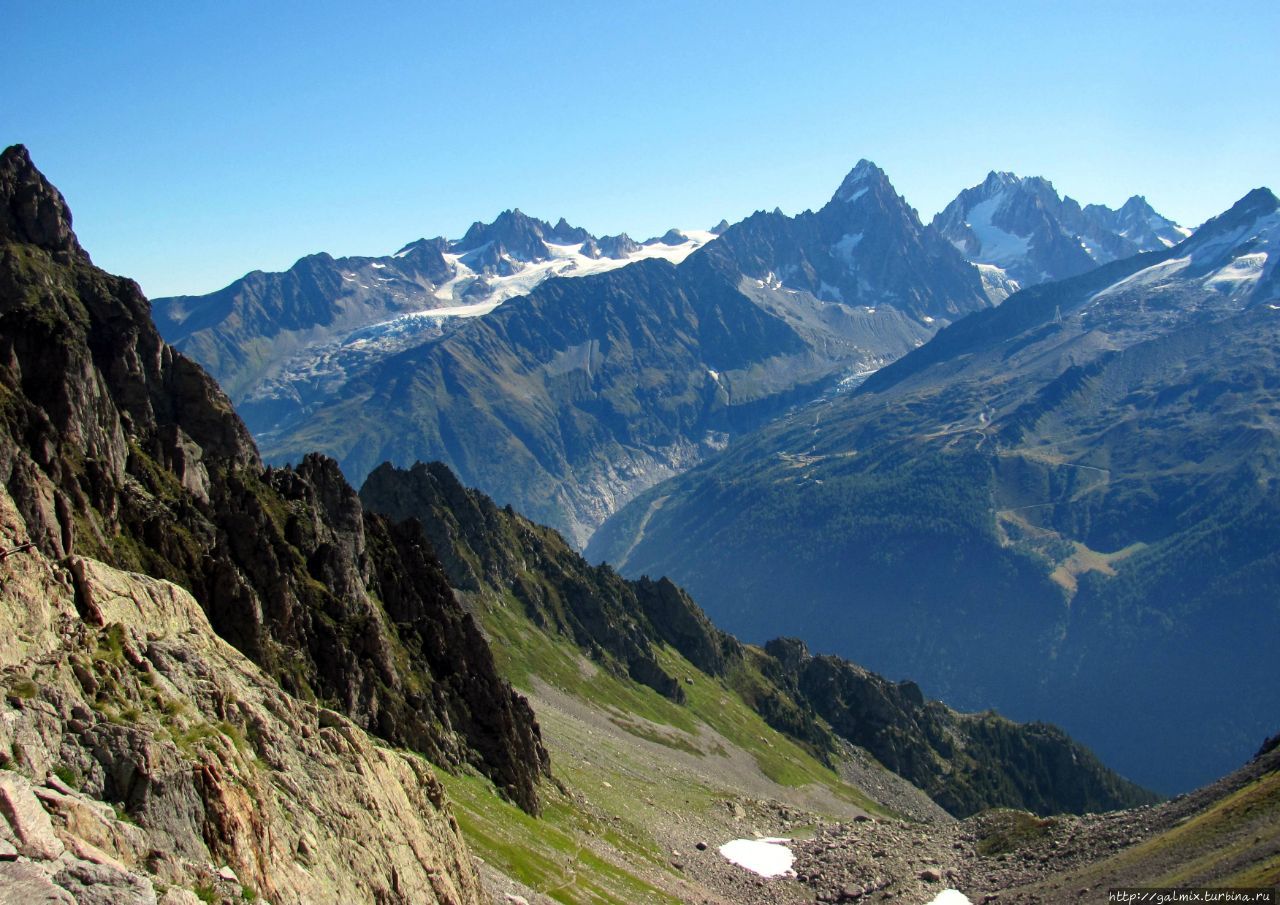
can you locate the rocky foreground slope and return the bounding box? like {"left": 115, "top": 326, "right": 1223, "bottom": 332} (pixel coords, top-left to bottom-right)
{"left": 790, "top": 734, "right": 1280, "bottom": 904}
{"left": 0, "top": 490, "right": 483, "bottom": 903}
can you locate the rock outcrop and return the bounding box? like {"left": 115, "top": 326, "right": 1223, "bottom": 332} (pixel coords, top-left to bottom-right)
{"left": 0, "top": 482, "right": 485, "bottom": 904}
{"left": 0, "top": 143, "right": 548, "bottom": 813}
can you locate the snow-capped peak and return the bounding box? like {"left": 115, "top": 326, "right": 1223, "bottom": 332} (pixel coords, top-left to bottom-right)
{"left": 934, "top": 171, "right": 1192, "bottom": 287}
{"left": 1178, "top": 187, "right": 1278, "bottom": 262}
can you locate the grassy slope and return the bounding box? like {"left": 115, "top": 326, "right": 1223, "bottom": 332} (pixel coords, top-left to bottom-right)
{"left": 441, "top": 590, "right": 895, "bottom": 904}
{"left": 1005, "top": 748, "right": 1280, "bottom": 899}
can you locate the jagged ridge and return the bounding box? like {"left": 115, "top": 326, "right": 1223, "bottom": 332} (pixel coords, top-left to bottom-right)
{"left": 0, "top": 144, "right": 549, "bottom": 813}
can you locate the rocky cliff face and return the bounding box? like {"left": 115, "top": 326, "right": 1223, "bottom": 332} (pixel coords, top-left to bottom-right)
{"left": 0, "top": 482, "right": 485, "bottom": 904}
{"left": 0, "top": 144, "right": 548, "bottom": 813}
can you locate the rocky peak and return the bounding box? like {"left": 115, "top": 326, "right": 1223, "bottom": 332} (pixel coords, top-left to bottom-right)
{"left": 1174, "top": 187, "right": 1278, "bottom": 282}
{"left": 933, "top": 169, "right": 1192, "bottom": 286}
{"left": 454, "top": 208, "right": 553, "bottom": 262}
{"left": 1216, "top": 186, "right": 1278, "bottom": 225}
{"left": 702, "top": 161, "right": 987, "bottom": 318}
{"left": 1117, "top": 194, "right": 1158, "bottom": 220}
{"left": 547, "top": 215, "right": 591, "bottom": 245}
{"left": 1178, "top": 187, "right": 1276, "bottom": 251}
{"left": 390, "top": 236, "right": 455, "bottom": 284}
{"left": 597, "top": 232, "right": 640, "bottom": 259}
{"left": 981, "top": 170, "right": 1020, "bottom": 191}
{"left": 652, "top": 227, "right": 688, "bottom": 245}
{"left": 0, "top": 144, "right": 85, "bottom": 260}
{"left": 710, "top": 218, "right": 731, "bottom": 235}
{"left": 833, "top": 158, "right": 891, "bottom": 204}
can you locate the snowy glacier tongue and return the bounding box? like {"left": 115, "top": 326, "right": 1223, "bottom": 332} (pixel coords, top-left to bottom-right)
{"left": 718, "top": 837, "right": 795, "bottom": 877}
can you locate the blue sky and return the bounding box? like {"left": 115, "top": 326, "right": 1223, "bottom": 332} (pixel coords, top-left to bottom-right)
{"left": 5, "top": 1, "right": 1277, "bottom": 298}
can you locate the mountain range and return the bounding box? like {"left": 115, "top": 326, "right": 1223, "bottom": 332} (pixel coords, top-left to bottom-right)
{"left": 155, "top": 162, "right": 990, "bottom": 542}
{"left": 589, "top": 183, "right": 1280, "bottom": 795}
{"left": 151, "top": 162, "right": 1186, "bottom": 547}
{"left": 1, "top": 143, "right": 1221, "bottom": 903}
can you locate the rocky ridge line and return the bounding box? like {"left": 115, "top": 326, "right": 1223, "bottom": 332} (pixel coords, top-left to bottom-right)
{"left": 0, "top": 143, "right": 549, "bottom": 812}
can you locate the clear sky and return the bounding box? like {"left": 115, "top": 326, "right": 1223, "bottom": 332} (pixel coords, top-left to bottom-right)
{"left": 5, "top": 1, "right": 1277, "bottom": 298}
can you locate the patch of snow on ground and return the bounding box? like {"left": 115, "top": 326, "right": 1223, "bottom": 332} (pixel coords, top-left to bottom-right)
{"left": 400, "top": 300, "right": 499, "bottom": 319}
{"left": 718, "top": 838, "right": 794, "bottom": 878}
{"left": 924, "top": 891, "right": 972, "bottom": 905}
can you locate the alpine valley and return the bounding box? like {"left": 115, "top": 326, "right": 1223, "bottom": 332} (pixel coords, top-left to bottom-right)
{"left": 590, "top": 184, "right": 1280, "bottom": 797}
{"left": 2, "top": 140, "right": 1277, "bottom": 905}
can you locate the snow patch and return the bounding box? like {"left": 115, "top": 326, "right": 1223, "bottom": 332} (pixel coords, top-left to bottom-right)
{"left": 834, "top": 232, "right": 864, "bottom": 266}
{"left": 925, "top": 891, "right": 973, "bottom": 905}
{"left": 399, "top": 300, "right": 500, "bottom": 319}
{"left": 1204, "top": 252, "right": 1268, "bottom": 292}
{"left": 840, "top": 186, "right": 869, "bottom": 205}
{"left": 1080, "top": 237, "right": 1107, "bottom": 262}
{"left": 718, "top": 838, "right": 794, "bottom": 878}
{"left": 965, "top": 193, "right": 1032, "bottom": 268}
{"left": 422, "top": 231, "right": 718, "bottom": 312}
